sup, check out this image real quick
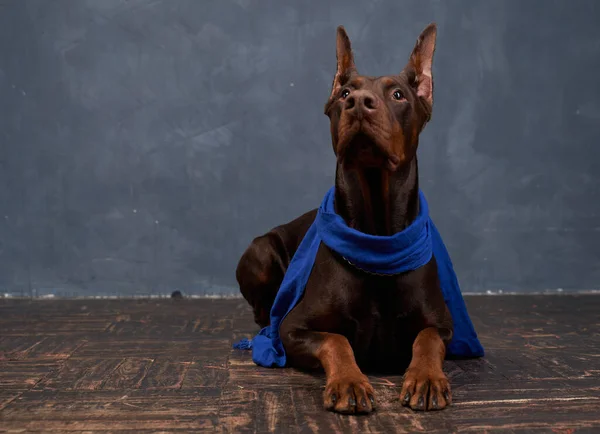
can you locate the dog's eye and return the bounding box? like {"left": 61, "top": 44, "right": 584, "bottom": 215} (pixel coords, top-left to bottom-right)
{"left": 393, "top": 90, "right": 404, "bottom": 101}
{"left": 341, "top": 89, "right": 350, "bottom": 99}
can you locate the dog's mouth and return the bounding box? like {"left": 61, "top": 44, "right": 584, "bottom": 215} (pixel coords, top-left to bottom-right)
{"left": 337, "top": 125, "right": 401, "bottom": 171}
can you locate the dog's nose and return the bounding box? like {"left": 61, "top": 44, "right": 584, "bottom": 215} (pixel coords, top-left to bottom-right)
{"left": 344, "top": 90, "right": 378, "bottom": 114}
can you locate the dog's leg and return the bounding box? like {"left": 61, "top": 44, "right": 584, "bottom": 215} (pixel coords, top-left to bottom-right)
{"left": 236, "top": 233, "right": 286, "bottom": 328}
{"left": 283, "top": 330, "right": 375, "bottom": 414}
{"left": 237, "top": 210, "right": 317, "bottom": 327}
{"left": 400, "top": 327, "right": 451, "bottom": 411}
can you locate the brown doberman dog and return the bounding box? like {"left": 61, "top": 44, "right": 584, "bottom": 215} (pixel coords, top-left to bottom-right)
{"left": 236, "top": 23, "right": 452, "bottom": 414}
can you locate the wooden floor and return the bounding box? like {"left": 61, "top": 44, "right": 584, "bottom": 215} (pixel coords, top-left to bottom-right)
{"left": 0, "top": 296, "right": 599, "bottom": 433}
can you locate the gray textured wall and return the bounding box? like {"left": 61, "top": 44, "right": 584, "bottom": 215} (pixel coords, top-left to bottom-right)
{"left": 1, "top": 0, "right": 599, "bottom": 297}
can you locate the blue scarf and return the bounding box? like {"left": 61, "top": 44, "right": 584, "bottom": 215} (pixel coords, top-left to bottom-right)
{"left": 234, "top": 187, "right": 484, "bottom": 367}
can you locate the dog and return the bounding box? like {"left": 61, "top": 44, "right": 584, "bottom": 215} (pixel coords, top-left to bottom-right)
{"left": 236, "top": 23, "right": 455, "bottom": 414}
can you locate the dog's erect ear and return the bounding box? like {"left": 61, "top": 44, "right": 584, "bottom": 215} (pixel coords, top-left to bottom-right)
{"left": 405, "top": 23, "right": 437, "bottom": 106}
{"left": 329, "top": 26, "right": 356, "bottom": 100}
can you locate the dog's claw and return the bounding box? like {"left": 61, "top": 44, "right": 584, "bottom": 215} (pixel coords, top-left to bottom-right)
{"left": 324, "top": 374, "right": 375, "bottom": 414}
{"left": 400, "top": 368, "right": 451, "bottom": 411}
{"left": 443, "top": 389, "right": 451, "bottom": 404}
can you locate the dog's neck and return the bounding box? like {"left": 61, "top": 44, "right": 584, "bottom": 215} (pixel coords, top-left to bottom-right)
{"left": 334, "top": 158, "right": 420, "bottom": 236}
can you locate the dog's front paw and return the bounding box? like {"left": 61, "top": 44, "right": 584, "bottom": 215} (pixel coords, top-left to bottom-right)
{"left": 400, "top": 367, "right": 451, "bottom": 411}
{"left": 324, "top": 373, "right": 376, "bottom": 414}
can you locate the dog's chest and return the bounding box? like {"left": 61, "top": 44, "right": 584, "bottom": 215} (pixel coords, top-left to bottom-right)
{"left": 305, "top": 251, "right": 430, "bottom": 369}
{"left": 344, "top": 279, "right": 422, "bottom": 369}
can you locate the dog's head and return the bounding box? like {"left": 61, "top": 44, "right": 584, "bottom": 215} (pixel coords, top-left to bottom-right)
{"left": 324, "top": 24, "right": 437, "bottom": 172}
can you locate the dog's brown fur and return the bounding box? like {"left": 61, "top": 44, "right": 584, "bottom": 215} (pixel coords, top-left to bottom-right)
{"left": 237, "top": 24, "right": 453, "bottom": 414}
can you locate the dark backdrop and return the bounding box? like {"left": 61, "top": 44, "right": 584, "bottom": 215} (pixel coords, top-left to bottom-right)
{"left": 1, "top": 0, "right": 599, "bottom": 297}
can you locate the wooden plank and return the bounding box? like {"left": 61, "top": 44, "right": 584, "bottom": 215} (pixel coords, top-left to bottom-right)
{"left": 73, "top": 339, "right": 230, "bottom": 359}
{"left": 140, "top": 358, "right": 192, "bottom": 390}
{"left": 0, "top": 389, "right": 221, "bottom": 417}
{"left": 182, "top": 358, "right": 229, "bottom": 388}
{"left": 366, "top": 386, "right": 433, "bottom": 434}
{"left": 0, "top": 336, "right": 47, "bottom": 360}
{"left": 177, "top": 316, "right": 234, "bottom": 336}
{"left": 228, "top": 366, "right": 323, "bottom": 389}
{"left": 102, "top": 358, "right": 154, "bottom": 390}
{"left": 72, "top": 340, "right": 184, "bottom": 359}
{"left": 0, "top": 317, "right": 112, "bottom": 335}
{"left": 456, "top": 350, "right": 559, "bottom": 382}
{"left": 421, "top": 400, "right": 600, "bottom": 432}
{"left": 534, "top": 349, "right": 600, "bottom": 379}
{"left": 218, "top": 389, "right": 258, "bottom": 433}
{"left": 0, "top": 424, "right": 213, "bottom": 433}
{"left": 452, "top": 377, "right": 591, "bottom": 396}
{"left": 0, "top": 296, "right": 598, "bottom": 432}
{"left": 0, "top": 391, "right": 21, "bottom": 411}
{"left": 254, "top": 388, "right": 298, "bottom": 433}
{"left": 228, "top": 356, "right": 323, "bottom": 390}
{"left": 0, "top": 361, "right": 61, "bottom": 391}
{"left": 22, "top": 335, "right": 87, "bottom": 360}
{"left": 35, "top": 358, "right": 123, "bottom": 391}
{"left": 0, "top": 390, "right": 220, "bottom": 431}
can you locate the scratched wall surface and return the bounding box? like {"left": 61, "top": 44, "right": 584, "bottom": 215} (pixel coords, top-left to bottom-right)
{"left": 0, "top": 0, "right": 599, "bottom": 297}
